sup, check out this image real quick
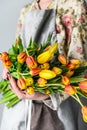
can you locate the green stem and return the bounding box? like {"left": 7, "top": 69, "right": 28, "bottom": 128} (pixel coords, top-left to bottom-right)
{"left": 75, "top": 94, "right": 83, "bottom": 107}
{"left": 7, "top": 97, "right": 20, "bottom": 108}
{"left": 71, "top": 94, "right": 83, "bottom": 107}
{"left": 19, "top": 72, "right": 30, "bottom": 76}
{"left": 25, "top": 49, "right": 29, "bottom": 56}
{"left": 0, "top": 94, "right": 17, "bottom": 104}
{"left": 46, "top": 83, "right": 64, "bottom": 88}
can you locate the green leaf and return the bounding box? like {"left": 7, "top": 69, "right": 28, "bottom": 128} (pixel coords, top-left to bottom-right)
{"left": 77, "top": 90, "right": 87, "bottom": 99}
{"left": 42, "top": 34, "right": 52, "bottom": 49}
{"left": 70, "top": 77, "right": 87, "bottom": 83}
{"left": 74, "top": 66, "right": 87, "bottom": 76}
{"left": 28, "top": 37, "right": 33, "bottom": 48}
{"left": 10, "top": 72, "right": 20, "bottom": 79}
{"left": 17, "top": 37, "right": 24, "bottom": 52}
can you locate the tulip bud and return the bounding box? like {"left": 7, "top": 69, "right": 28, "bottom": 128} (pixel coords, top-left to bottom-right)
{"left": 66, "top": 70, "right": 74, "bottom": 78}
{"left": 49, "top": 43, "right": 58, "bottom": 54}
{"left": 62, "top": 76, "right": 70, "bottom": 85}
{"left": 17, "top": 52, "right": 27, "bottom": 63}
{"left": 39, "top": 70, "right": 56, "bottom": 80}
{"left": 45, "top": 89, "right": 50, "bottom": 95}
{"left": 30, "top": 68, "right": 41, "bottom": 76}
{"left": 38, "top": 78, "right": 47, "bottom": 87}
{"left": 79, "top": 81, "right": 87, "bottom": 93}
{"left": 3, "top": 60, "right": 12, "bottom": 69}
{"left": 52, "top": 67, "right": 62, "bottom": 75}
{"left": 58, "top": 54, "right": 67, "bottom": 65}
{"left": 65, "top": 85, "right": 76, "bottom": 95}
{"left": 1, "top": 52, "right": 9, "bottom": 60}
{"left": 26, "top": 56, "right": 37, "bottom": 69}
{"left": 27, "top": 87, "right": 35, "bottom": 95}
{"left": 41, "top": 63, "right": 50, "bottom": 69}
{"left": 66, "top": 63, "right": 75, "bottom": 70}
{"left": 70, "top": 59, "right": 81, "bottom": 65}
{"left": 37, "top": 51, "right": 51, "bottom": 64}
{"left": 17, "top": 78, "right": 26, "bottom": 90}
{"left": 45, "top": 45, "right": 51, "bottom": 51}
{"left": 81, "top": 106, "right": 87, "bottom": 122}
{"left": 25, "top": 78, "right": 34, "bottom": 86}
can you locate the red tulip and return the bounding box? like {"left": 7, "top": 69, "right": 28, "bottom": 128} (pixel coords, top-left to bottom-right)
{"left": 30, "top": 68, "right": 41, "bottom": 76}
{"left": 66, "top": 63, "right": 75, "bottom": 70}
{"left": 65, "top": 85, "right": 76, "bottom": 95}
{"left": 26, "top": 56, "right": 37, "bottom": 69}
{"left": 79, "top": 81, "right": 87, "bottom": 93}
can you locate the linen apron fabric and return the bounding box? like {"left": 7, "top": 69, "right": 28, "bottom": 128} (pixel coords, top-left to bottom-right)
{"left": 21, "top": 1, "right": 64, "bottom": 130}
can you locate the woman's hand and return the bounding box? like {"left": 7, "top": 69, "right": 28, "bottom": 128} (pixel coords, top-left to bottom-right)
{"left": 8, "top": 74, "right": 49, "bottom": 100}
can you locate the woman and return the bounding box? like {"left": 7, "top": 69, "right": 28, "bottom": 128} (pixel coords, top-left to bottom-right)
{"left": 0, "top": 0, "right": 87, "bottom": 130}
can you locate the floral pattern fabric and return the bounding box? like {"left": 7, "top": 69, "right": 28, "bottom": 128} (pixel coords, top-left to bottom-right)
{"left": 16, "top": 0, "right": 87, "bottom": 63}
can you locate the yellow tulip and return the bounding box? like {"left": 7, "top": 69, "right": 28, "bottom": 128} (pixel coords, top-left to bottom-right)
{"left": 39, "top": 70, "right": 56, "bottom": 79}
{"left": 37, "top": 43, "right": 58, "bottom": 64}
{"left": 49, "top": 42, "right": 58, "bottom": 54}
{"left": 27, "top": 87, "right": 35, "bottom": 95}
{"left": 25, "top": 78, "right": 34, "bottom": 86}
{"left": 37, "top": 51, "right": 51, "bottom": 64}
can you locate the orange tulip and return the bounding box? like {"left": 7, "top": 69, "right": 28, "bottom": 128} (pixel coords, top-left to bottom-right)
{"left": 17, "top": 78, "right": 26, "bottom": 90}
{"left": 27, "top": 87, "right": 35, "bottom": 95}
{"left": 17, "top": 52, "right": 27, "bottom": 63}
{"left": 58, "top": 54, "right": 67, "bottom": 65}
{"left": 45, "top": 45, "right": 51, "bottom": 51}
{"left": 66, "top": 63, "right": 75, "bottom": 70}
{"left": 1, "top": 52, "right": 9, "bottom": 61}
{"left": 30, "top": 68, "right": 41, "bottom": 76}
{"left": 65, "top": 85, "right": 76, "bottom": 95}
{"left": 62, "top": 76, "right": 70, "bottom": 85}
{"left": 41, "top": 63, "right": 50, "bottom": 69}
{"left": 52, "top": 67, "right": 62, "bottom": 75}
{"left": 81, "top": 106, "right": 87, "bottom": 122}
{"left": 66, "top": 70, "right": 74, "bottom": 78}
{"left": 3, "top": 60, "right": 12, "bottom": 69}
{"left": 79, "top": 81, "right": 87, "bottom": 93}
{"left": 45, "top": 89, "right": 50, "bottom": 95}
{"left": 70, "top": 59, "right": 81, "bottom": 65}
{"left": 26, "top": 56, "right": 37, "bottom": 69}
{"left": 38, "top": 78, "right": 47, "bottom": 87}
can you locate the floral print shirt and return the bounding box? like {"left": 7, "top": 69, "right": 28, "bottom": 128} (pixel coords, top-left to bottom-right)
{"left": 16, "top": 0, "right": 87, "bottom": 109}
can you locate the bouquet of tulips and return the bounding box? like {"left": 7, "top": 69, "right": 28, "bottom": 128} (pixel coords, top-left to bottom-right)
{"left": 0, "top": 35, "right": 87, "bottom": 122}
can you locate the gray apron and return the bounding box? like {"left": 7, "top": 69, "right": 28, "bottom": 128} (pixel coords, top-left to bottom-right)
{"left": 21, "top": 3, "right": 64, "bottom": 130}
